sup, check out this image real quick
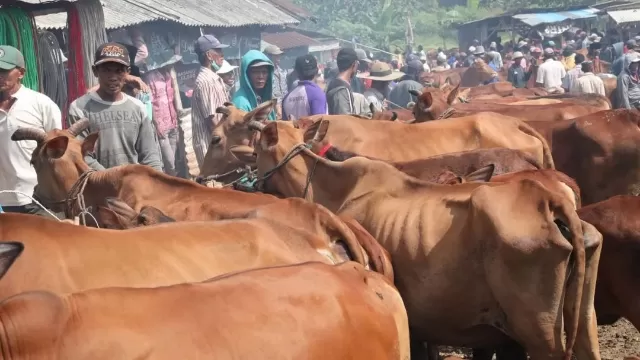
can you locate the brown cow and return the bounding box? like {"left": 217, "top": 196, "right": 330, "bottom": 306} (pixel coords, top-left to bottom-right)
{"left": 291, "top": 113, "right": 554, "bottom": 169}
{"left": 0, "top": 260, "right": 410, "bottom": 360}
{"left": 199, "top": 99, "right": 277, "bottom": 182}
{"left": 96, "top": 198, "right": 395, "bottom": 280}
{"left": 250, "top": 120, "right": 602, "bottom": 360}
{"left": 412, "top": 86, "right": 610, "bottom": 122}
{"left": 0, "top": 198, "right": 388, "bottom": 301}
{"left": 528, "top": 109, "right": 640, "bottom": 205}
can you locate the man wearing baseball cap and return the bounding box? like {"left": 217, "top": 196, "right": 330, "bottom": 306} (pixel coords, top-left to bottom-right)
{"left": 263, "top": 45, "right": 287, "bottom": 116}
{"left": 326, "top": 47, "right": 359, "bottom": 115}
{"left": 0, "top": 45, "right": 62, "bottom": 216}
{"left": 191, "top": 34, "right": 230, "bottom": 167}
{"left": 282, "top": 54, "right": 327, "bottom": 120}
{"left": 535, "top": 47, "right": 566, "bottom": 93}
{"left": 68, "top": 42, "right": 162, "bottom": 172}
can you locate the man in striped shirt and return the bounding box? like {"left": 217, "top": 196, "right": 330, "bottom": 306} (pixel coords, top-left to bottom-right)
{"left": 191, "top": 35, "right": 229, "bottom": 168}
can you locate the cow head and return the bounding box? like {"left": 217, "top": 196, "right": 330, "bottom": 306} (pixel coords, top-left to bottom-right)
{"left": 199, "top": 99, "right": 277, "bottom": 179}
{"left": 97, "top": 198, "right": 175, "bottom": 229}
{"left": 459, "top": 59, "right": 498, "bottom": 87}
{"left": 411, "top": 85, "right": 461, "bottom": 122}
{"left": 11, "top": 119, "right": 97, "bottom": 205}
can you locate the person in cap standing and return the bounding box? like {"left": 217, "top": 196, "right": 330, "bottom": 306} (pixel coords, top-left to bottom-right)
{"left": 617, "top": 52, "right": 640, "bottom": 109}
{"left": 263, "top": 45, "right": 287, "bottom": 117}
{"left": 0, "top": 45, "right": 62, "bottom": 216}
{"left": 432, "top": 52, "right": 449, "bottom": 72}
{"left": 488, "top": 42, "right": 503, "bottom": 69}
{"left": 351, "top": 48, "right": 372, "bottom": 94}
{"left": 507, "top": 51, "right": 527, "bottom": 88}
{"left": 562, "top": 53, "right": 585, "bottom": 93}
{"left": 191, "top": 34, "right": 230, "bottom": 168}
{"left": 359, "top": 61, "right": 404, "bottom": 112}
{"left": 464, "top": 46, "right": 476, "bottom": 67}
{"left": 612, "top": 39, "right": 637, "bottom": 76}
{"left": 535, "top": 47, "right": 566, "bottom": 93}
{"left": 388, "top": 59, "right": 424, "bottom": 110}
{"left": 68, "top": 42, "right": 162, "bottom": 172}
{"left": 232, "top": 50, "right": 276, "bottom": 119}
{"left": 281, "top": 54, "right": 327, "bottom": 120}
{"left": 325, "top": 48, "right": 359, "bottom": 115}
{"left": 573, "top": 61, "right": 605, "bottom": 96}
{"left": 216, "top": 60, "right": 239, "bottom": 98}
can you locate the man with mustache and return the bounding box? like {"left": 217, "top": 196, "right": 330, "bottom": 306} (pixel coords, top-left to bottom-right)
{"left": 68, "top": 42, "right": 162, "bottom": 171}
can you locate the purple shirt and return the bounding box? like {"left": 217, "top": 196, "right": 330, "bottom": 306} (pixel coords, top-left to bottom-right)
{"left": 282, "top": 80, "right": 328, "bottom": 120}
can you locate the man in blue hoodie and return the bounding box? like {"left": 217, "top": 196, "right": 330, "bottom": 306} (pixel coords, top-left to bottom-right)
{"left": 232, "top": 50, "right": 277, "bottom": 120}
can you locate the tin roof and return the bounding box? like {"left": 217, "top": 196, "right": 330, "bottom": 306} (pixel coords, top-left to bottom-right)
{"left": 35, "top": 0, "right": 299, "bottom": 29}
{"left": 261, "top": 31, "right": 320, "bottom": 49}
{"left": 512, "top": 8, "right": 599, "bottom": 26}
{"left": 607, "top": 8, "right": 640, "bottom": 24}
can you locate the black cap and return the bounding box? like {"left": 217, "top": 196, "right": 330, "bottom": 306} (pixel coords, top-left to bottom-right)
{"left": 336, "top": 48, "right": 358, "bottom": 71}
{"left": 295, "top": 54, "right": 318, "bottom": 78}
{"left": 94, "top": 42, "right": 130, "bottom": 66}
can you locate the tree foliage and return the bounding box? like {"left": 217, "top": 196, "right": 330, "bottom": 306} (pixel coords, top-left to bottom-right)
{"left": 293, "top": 0, "right": 587, "bottom": 50}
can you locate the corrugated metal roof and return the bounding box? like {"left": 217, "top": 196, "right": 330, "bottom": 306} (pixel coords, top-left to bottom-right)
{"left": 265, "top": 0, "right": 313, "bottom": 20}
{"left": 512, "top": 8, "right": 598, "bottom": 26}
{"left": 262, "top": 31, "right": 319, "bottom": 49}
{"left": 607, "top": 9, "right": 640, "bottom": 24}
{"left": 35, "top": 0, "right": 299, "bottom": 29}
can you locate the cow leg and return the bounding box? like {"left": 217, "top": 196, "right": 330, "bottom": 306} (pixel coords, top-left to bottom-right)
{"left": 565, "top": 221, "right": 602, "bottom": 360}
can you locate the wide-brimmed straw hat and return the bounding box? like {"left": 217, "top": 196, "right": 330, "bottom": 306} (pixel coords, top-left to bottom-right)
{"left": 357, "top": 61, "right": 404, "bottom": 81}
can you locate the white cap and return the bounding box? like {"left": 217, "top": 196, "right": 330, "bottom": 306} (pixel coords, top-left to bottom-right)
{"left": 489, "top": 41, "right": 497, "bottom": 48}
{"left": 437, "top": 52, "right": 446, "bottom": 61}
{"left": 217, "top": 60, "right": 238, "bottom": 74}
{"left": 468, "top": 46, "right": 476, "bottom": 53}
{"left": 512, "top": 51, "right": 524, "bottom": 58}
{"left": 589, "top": 34, "right": 598, "bottom": 40}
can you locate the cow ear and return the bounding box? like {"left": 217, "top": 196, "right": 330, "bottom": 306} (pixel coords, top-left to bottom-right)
{"left": 97, "top": 206, "right": 127, "bottom": 229}
{"left": 244, "top": 99, "right": 277, "bottom": 122}
{"left": 464, "top": 164, "right": 495, "bottom": 182}
{"left": 446, "top": 84, "right": 461, "bottom": 105}
{"left": 43, "top": 136, "right": 69, "bottom": 159}
{"left": 81, "top": 133, "right": 99, "bottom": 157}
{"left": 229, "top": 145, "right": 257, "bottom": 164}
{"left": 105, "top": 198, "right": 138, "bottom": 221}
{"left": 261, "top": 122, "right": 279, "bottom": 148}
{"left": 435, "top": 170, "right": 463, "bottom": 185}
{"left": 312, "top": 119, "right": 330, "bottom": 142}
{"left": 0, "top": 242, "right": 23, "bottom": 280}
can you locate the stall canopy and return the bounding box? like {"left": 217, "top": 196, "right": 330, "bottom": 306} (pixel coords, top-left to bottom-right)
{"left": 512, "top": 8, "right": 599, "bottom": 27}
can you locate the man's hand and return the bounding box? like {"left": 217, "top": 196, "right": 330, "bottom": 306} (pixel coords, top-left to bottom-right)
{"left": 126, "top": 75, "right": 150, "bottom": 93}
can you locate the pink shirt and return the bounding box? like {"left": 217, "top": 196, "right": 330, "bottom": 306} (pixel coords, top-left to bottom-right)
{"left": 144, "top": 69, "right": 177, "bottom": 136}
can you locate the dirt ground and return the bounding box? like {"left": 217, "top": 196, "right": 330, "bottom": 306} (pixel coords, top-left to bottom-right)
{"left": 439, "top": 319, "right": 640, "bottom": 359}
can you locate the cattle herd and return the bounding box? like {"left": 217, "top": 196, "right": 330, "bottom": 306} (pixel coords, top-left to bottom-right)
{"left": 3, "top": 80, "right": 640, "bottom": 359}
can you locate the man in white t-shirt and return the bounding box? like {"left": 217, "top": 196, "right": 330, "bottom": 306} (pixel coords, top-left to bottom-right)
{"left": 0, "top": 45, "right": 62, "bottom": 216}
{"left": 536, "top": 47, "right": 567, "bottom": 93}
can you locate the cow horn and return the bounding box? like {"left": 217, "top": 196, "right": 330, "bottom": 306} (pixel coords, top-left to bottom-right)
{"left": 248, "top": 120, "right": 265, "bottom": 131}
{"left": 67, "top": 119, "right": 90, "bottom": 137}
{"left": 11, "top": 127, "right": 47, "bottom": 144}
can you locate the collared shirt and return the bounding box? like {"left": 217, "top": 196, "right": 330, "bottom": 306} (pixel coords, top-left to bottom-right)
{"left": 536, "top": 59, "right": 566, "bottom": 91}
{"left": 0, "top": 86, "right": 61, "bottom": 206}
{"left": 562, "top": 67, "right": 582, "bottom": 93}
{"left": 145, "top": 69, "right": 177, "bottom": 136}
{"left": 573, "top": 73, "right": 606, "bottom": 96}
{"left": 272, "top": 66, "right": 288, "bottom": 101}
{"left": 191, "top": 66, "right": 229, "bottom": 168}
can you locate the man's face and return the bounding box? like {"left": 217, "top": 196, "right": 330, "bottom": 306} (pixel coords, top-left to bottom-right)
{"left": 92, "top": 63, "right": 129, "bottom": 95}
{"left": 220, "top": 72, "right": 235, "bottom": 86}
{"left": 208, "top": 49, "right": 225, "bottom": 67}
{"left": 0, "top": 67, "right": 24, "bottom": 92}
{"left": 249, "top": 66, "right": 269, "bottom": 90}
{"left": 630, "top": 62, "right": 640, "bottom": 73}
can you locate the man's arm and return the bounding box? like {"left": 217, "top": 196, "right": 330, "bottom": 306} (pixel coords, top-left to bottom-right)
{"left": 135, "top": 113, "right": 163, "bottom": 171}
{"left": 68, "top": 100, "right": 105, "bottom": 170}
{"left": 618, "top": 76, "right": 631, "bottom": 109}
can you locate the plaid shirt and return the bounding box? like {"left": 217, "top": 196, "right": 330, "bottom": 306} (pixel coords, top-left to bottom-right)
{"left": 272, "top": 66, "right": 288, "bottom": 101}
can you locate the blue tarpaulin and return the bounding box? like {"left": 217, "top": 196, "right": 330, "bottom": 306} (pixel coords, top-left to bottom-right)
{"left": 513, "top": 9, "right": 599, "bottom": 27}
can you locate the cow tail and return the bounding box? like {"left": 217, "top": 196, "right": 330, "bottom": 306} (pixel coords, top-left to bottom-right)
{"left": 339, "top": 216, "right": 394, "bottom": 283}
{"left": 312, "top": 204, "right": 368, "bottom": 268}
{"left": 517, "top": 121, "right": 555, "bottom": 169}
{"left": 557, "top": 199, "right": 585, "bottom": 360}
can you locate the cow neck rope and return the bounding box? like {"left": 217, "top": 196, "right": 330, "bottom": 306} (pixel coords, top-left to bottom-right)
{"left": 256, "top": 143, "right": 317, "bottom": 200}
{"left": 65, "top": 169, "right": 99, "bottom": 227}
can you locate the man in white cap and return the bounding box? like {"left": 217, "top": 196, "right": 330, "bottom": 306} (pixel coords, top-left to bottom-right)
{"left": 507, "top": 51, "right": 527, "bottom": 88}
{"left": 465, "top": 46, "right": 476, "bottom": 67}
{"left": 488, "top": 42, "right": 503, "bottom": 69}
{"left": 216, "top": 60, "right": 239, "bottom": 98}
{"left": 432, "top": 52, "right": 450, "bottom": 72}
{"left": 263, "top": 44, "right": 287, "bottom": 117}
{"left": 536, "top": 47, "right": 566, "bottom": 93}
{"left": 419, "top": 53, "right": 430, "bottom": 73}
{"left": 358, "top": 61, "right": 404, "bottom": 112}
{"left": 617, "top": 52, "right": 640, "bottom": 109}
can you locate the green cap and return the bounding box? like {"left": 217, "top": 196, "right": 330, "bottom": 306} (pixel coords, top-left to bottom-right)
{"left": 0, "top": 46, "right": 25, "bottom": 70}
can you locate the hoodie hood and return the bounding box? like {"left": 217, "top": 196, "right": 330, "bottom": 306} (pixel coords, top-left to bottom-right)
{"left": 623, "top": 52, "right": 640, "bottom": 76}
{"left": 232, "top": 50, "right": 276, "bottom": 120}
